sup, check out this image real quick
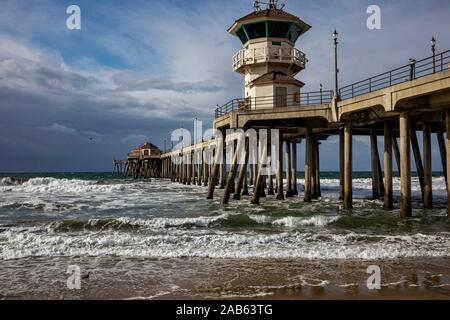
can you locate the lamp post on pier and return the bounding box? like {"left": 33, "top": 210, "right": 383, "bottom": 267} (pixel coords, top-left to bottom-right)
{"left": 320, "top": 83, "right": 323, "bottom": 104}
{"left": 431, "top": 37, "right": 436, "bottom": 73}
{"left": 409, "top": 58, "right": 416, "bottom": 80}
{"left": 333, "top": 30, "right": 339, "bottom": 99}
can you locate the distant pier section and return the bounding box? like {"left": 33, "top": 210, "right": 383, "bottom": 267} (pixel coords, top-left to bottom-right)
{"left": 113, "top": 143, "right": 162, "bottom": 179}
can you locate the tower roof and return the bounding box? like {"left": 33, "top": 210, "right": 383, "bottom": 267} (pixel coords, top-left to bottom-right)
{"left": 228, "top": 8, "right": 311, "bottom": 36}
{"left": 250, "top": 71, "right": 305, "bottom": 87}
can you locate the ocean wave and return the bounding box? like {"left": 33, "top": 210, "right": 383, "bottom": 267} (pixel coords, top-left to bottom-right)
{"left": 0, "top": 177, "right": 127, "bottom": 194}
{"left": 41, "top": 213, "right": 340, "bottom": 233}
{"left": 249, "top": 214, "right": 339, "bottom": 227}
{"left": 0, "top": 199, "right": 75, "bottom": 212}
{"left": 1, "top": 227, "right": 450, "bottom": 260}
{"left": 45, "top": 214, "right": 231, "bottom": 232}
{"left": 0, "top": 177, "right": 28, "bottom": 186}
{"left": 2, "top": 176, "right": 447, "bottom": 198}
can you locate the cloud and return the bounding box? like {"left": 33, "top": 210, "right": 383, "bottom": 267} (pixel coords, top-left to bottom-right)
{"left": 122, "top": 134, "right": 150, "bottom": 145}
{"left": 111, "top": 70, "right": 222, "bottom": 93}
{"left": 44, "top": 123, "right": 78, "bottom": 135}
{"left": 0, "top": 0, "right": 449, "bottom": 172}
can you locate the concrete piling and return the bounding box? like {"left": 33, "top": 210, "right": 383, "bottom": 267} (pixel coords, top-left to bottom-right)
{"left": 400, "top": 112, "right": 412, "bottom": 218}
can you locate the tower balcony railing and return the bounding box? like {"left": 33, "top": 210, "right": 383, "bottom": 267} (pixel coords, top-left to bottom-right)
{"left": 232, "top": 46, "right": 307, "bottom": 71}
{"left": 214, "top": 90, "right": 333, "bottom": 118}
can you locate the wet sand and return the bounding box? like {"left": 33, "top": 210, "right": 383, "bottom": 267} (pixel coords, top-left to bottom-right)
{"left": 1, "top": 256, "right": 449, "bottom": 300}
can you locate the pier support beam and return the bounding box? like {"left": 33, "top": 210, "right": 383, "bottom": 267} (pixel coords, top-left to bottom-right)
{"left": 187, "top": 152, "right": 192, "bottom": 185}
{"left": 242, "top": 173, "right": 249, "bottom": 196}
{"left": 423, "top": 121, "right": 433, "bottom": 209}
{"left": 304, "top": 129, "right": 313, "bottom": 202}
{"left": 437, "top": 127, "right": 448, "bottom": 189}
{"left": 411, "top": 129, "right": 425, "bottom": 199}
{"left": 339, "top": 129, "right": 345, "bottom": 200}
{"left": 267, "top": 151, "right": 275, "bottom": 195}
{"left": 182, "top": 154, "right": 187, "bottom": 184}
{"left": 315, "top": 139, "right": 321, "bottom": 198}
{"left": 222, "top": 140, "right": 240, "bottom": 205}
{"left": 220, "top": 147, "right": 226, "bottom": 189}
{"left": 171, "top": 159, "right": 175, "bottom": 182}
{"left": 276, "top": 132, "right": 285, "bottom": 200}
{"left": 267, "top": 131, "right": 275, "bottom": 196}
{"left": 252, "top": 131, "right": 268, "bottom": 205}
{"left": 197, "top": 150, "right": 202, "bottom": 186}
{"left": 370, "top": 128, "right": 381, "bottom": 200}
{"left": 292, "top": 140, "right": 298, "bottom": 196}
{"left": 234, "top": 138, "right": 249, "bottom": 201}
{"left": 311, "top": 135, "right": 318, "bottom": 200}
{"left": 206, "top": 137, "right": 223, "bottom": 199}
{"left": 343, "top": 122, "right": 353, "bottom": 209}
{"left": 252, "top": 164, "right": 257, "bottom": 186}
{"left": 384, "top": 122, "right": 393, "bottom": 209}
{"left": 191, "top": 152, "right": 196, "bottom": 185}
{"left": 393, "top": 136, "right": 401, "bottom": 175}
{"left": 207, "top": 163, "right": 220, "bottom": 199}
{"left": 400, "top": 112, "right": 412, "bottom": 218}
{"left": 202, "top": 150, "right": 208, "bottom": 186}
{"left": 446, "top": 111, "right": 450, "bottom": 217}
{"left": 285, "top": 139, "right": 293, "bottom": 197}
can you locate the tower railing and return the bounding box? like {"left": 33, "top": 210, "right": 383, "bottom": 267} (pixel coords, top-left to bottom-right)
{"left": 232, "top": 46, "right": 306, "bottom": 71}
{"left": 214, "top": 90, "right": 333, "bottom": 118}
{"left": 339, "top": 49, "right": 450, "bottom": 100}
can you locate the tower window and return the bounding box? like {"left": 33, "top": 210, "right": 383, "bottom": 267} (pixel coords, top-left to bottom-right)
{"left": 267, "top": 21, "right": 291, "bottom": 38}
{"left": 288, "top": 24, "right": 303, "bottom": 42}
{"left": 236, "top": 26, "right": 249, "bottom": 44}
{"left": 245, "top": 22, "right": 266, "bottom": 39}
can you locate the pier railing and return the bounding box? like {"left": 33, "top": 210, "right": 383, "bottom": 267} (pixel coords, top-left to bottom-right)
{"left": 339, "top": 49, "right": 450, "bottom": 100}
{"left": 214, "top": 90, "right": 333, "bottom": 118}
{"left": 233, "top": 46, "right": 307, "bottom": 71}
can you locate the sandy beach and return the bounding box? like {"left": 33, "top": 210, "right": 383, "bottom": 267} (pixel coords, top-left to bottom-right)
{"left": 1, "top": 256, "right": 449, "bottom": 300}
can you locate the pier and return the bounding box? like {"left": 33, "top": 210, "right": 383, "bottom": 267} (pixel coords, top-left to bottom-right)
{"left": 117, "top": 2, "right": 450, "bottom": 218}
{"left": 115, "top": 143, "right": 162, "bottom": 179}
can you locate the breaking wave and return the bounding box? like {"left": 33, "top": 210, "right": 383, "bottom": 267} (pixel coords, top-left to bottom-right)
{"left": 1, "top": 176, "right": 449, "bottom": 262}
{"left": 1, "top": 225, "right": 450, "bottom": 260}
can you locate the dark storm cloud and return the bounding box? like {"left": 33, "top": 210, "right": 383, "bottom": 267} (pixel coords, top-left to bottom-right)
{"left": 0, "top": 37, "right": 215, "bottom": 172}
{"left": 112, "top": 70, "right": 222, "bottom": 93}
{"left": 1, "top": 0, "right": 450, "bottom": 172}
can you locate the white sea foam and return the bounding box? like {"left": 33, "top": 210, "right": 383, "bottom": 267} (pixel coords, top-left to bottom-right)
{"left": 115, "top": 214, "right": 230, "bottom": 229}
{"left": 0, "top": 177, "right": 209, "bottom": 214}
{"left": 273, "top": 215, "right": 339, "bottom": 227}
{"left": 16, "top": 177, "right": 127, "bottom": 193}
{"left": 297, "top": 176, "right": 448, "bottom": 197}
{"left": 0, "top": 177, "right": 15, "bottom": 186}
{"left": 2, "top": 226, "right": 450, "bottom": 260}
{"left": 1, "top": 176, "right": 449, "bottom": 262}
{"left": 248, "top": 214, "right": 339, "bottom": 227}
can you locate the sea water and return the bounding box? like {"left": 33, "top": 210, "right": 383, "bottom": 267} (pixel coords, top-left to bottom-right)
{"left": 0, "top": 172, "right": 449, "bottom": 299}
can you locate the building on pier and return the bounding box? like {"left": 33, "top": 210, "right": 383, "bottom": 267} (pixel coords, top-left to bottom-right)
{"left": 228, "top": 3, "right": 310, "bottom": 110}
{"left": 128, "top": 142, "right": 161, "bottom": 159}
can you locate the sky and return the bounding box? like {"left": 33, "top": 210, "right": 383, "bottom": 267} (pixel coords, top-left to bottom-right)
{"left": 0, "top": 0, "right": 450, "bottom": 172}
